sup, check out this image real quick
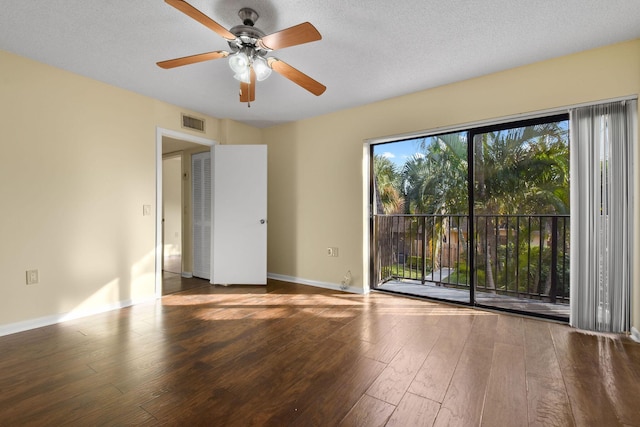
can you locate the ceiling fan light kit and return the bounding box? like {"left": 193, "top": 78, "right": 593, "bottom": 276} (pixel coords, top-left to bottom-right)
{"left": 157, "top": 0, "right": 326, "bottom": 105}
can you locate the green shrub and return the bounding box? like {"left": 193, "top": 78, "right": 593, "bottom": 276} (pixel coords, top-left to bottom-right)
{"left": 405, "top": 255, "right": 433, "bottom": 271}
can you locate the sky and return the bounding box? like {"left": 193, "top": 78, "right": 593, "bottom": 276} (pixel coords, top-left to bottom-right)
{"left": 372, "top": 139, "right": 424, "bottom": 170}
{"left": 373, "top": 120, "right": 569, "bottom": 171}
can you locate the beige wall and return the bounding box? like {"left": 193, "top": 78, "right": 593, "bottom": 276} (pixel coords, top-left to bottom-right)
{"left": 220, "top": 118, "right": 263, "bottom": 145}
{"left": 263, "top": 39, "right": 640, "bottom": 329}
{"left": 0, "top": 50, "right": 221, "bottom": 329}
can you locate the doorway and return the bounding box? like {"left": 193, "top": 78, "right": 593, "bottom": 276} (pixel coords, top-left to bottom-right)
{"left": 156, "top": 128, "right": 215, "bottom": 297}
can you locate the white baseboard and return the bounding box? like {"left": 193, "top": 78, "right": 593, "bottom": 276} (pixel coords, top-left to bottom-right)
{"left": 267, "top": 273, "right": 367, "bottom": 295}
{"left": 181, "top": 271, "right": 193, "bottom": 278}
{"left": 631, "top": 326, "right": 640, "bottom": 343}
{"left": 0, "top": 296, "right": 156, "bottom": 338}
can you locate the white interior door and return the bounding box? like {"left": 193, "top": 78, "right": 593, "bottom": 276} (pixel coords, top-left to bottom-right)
{"left": 212, "top": 145, "right": 267, "bottom": 285}
{"left": 192, "top": 151, "right": 211, "bottom": 279}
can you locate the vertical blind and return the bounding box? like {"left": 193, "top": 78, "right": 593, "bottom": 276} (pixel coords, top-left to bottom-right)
{"left": 570, "top": 99, "right": 637, "bottom": 332}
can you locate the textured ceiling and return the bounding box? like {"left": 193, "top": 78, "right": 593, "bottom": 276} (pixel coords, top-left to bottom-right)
{"left": 2, "top": 1, "right": 640, "bottom": 128}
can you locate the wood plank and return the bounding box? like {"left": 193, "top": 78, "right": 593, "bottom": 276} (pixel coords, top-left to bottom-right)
{"left": 0, "top": 364, "right": 98, "bottom": 409}
{"left": 464, "top": 313, "right": 498, "bottom": 350}
{"left": 338, "top": 394, "right": 395, "bottom": 427}
{"left": 434, "top": 339, "right": 493, "bottom": 426}
{"left": 140, "top": 385, "right": 238, "bottom": 424}
{"left": 386, "top": 392, "right": 440, "bottom": 427}
{"left": 494, "top": 313, "right": 525, "bottom": 346}
{"left": 0, "top": 370, "right": 114, "bottom": 421}
{"left": 481, "top": 342, "right": 527, "bottom": 427}
{"left": 211, "top": 339, "right": 372, "bottom": 426}
{"left": 523, "top": 318, "right": 562, "bottom": 379}
{"left": 407, "top": 318, "right": 470, "bottom": 403}
{"left": 282, "top": 356, "right": 386, "bottom": 426}
{"left": 10, "top": 383, "right": 124, "bottom": 425}
{"left": 527, "top": 375, "right": 575, "bottom": 427}
{"left": 365, "top": 329, "right": 436, "bottom": 405}
{"left": 549, "top": 323, "right": 624, "bottom": 426}
{"left": 330, "top": 311, "right": 399, "bottom": 344}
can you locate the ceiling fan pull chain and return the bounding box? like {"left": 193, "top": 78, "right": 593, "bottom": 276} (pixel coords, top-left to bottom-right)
{"left": 248, "top": 79, "right": 252, "bottom": 107}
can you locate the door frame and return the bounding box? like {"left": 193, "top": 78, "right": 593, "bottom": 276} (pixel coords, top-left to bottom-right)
{"left": 155, "top": 127, "right": 216, "bottom": 298}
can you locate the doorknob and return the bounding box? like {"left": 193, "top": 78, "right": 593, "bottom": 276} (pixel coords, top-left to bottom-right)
{"left": 260, "top": 219, "right": 266, "bottom": 224}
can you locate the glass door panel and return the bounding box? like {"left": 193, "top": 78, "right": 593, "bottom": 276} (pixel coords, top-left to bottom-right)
{"left": 371, "top": 132, "right": 470, "bottom": 304}
{"left": 471, "top": 117, "right": 570, "bottom": 320}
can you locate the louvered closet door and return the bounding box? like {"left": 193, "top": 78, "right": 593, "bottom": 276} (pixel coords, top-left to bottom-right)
{"left": 192, "top": 151, "right": 211, "bottom": 279}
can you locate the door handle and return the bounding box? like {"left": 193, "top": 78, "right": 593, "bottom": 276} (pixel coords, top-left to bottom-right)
{"left": 260, "top": 219, "right": 266, "bottom": 224}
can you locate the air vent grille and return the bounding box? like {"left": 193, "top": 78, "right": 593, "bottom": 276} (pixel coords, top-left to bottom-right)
{"left": 181, "top": 114, "right": 205, "bottom": 132}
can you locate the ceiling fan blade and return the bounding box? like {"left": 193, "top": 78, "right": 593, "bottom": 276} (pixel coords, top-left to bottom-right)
{"left": 239, "top": 68, "right": 256, "bottom": 103}
{"left": 258, "top": 22, "right": 321, "bottom": 51}
{"left": 268, "top": 58, "right": 326, "bottom": 96}
{"left": 157, "top": 51, "right": 229, "bottom": 69}
{"left": 165, "top": 0, "right": 236, "bottom": 41}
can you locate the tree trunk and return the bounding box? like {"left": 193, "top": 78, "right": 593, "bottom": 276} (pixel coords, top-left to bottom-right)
{"left": 484, "top": 242, "right": 496, "bottom": 293}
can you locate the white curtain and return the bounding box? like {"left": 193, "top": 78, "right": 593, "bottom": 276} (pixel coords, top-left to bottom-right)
{"left": 570, "top": 99, "right": 637, "bottom": 332}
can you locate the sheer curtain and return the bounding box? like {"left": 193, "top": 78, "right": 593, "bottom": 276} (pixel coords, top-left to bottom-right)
{"left": 570, "top": 99, "right": 637, "bottom": 332}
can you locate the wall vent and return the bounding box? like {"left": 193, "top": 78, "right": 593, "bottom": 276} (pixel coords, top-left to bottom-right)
{"left": 181, "top": 114, "right": 206, "bottom": 133}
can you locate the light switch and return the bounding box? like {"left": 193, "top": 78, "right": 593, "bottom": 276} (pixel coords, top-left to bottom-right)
{"left": 26, "top": 269, "right": 39, "bottom": 285}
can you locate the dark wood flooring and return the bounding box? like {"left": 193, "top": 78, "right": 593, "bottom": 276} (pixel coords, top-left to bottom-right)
{"left": 162, "top": 271, "right": 209, "bottom": 295}
{"left": 1, "top": 279, "right": 639, "bottom": 426}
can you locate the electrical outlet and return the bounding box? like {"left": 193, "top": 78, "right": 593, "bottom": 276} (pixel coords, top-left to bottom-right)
{"left": 26, "top": 269, "right": 39, "bottom": 285}
{"left": 326, "top": 247, "right": 339, "bottom": 257}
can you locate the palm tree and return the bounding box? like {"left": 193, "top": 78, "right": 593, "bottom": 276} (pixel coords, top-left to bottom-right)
{"left": 401, "top": 133, "right": 468, "bottom": 271}
{"left": 473, "top": 122, "right": 569, "bottom": 293}
{"left": 373, "top": 155, "right": 403, "bottom": 214}
{"left": 373, "top": 155, "right": 404, "bottom": 282}
{"left": 403, "top": 133, "right": 468, "bottom": 215}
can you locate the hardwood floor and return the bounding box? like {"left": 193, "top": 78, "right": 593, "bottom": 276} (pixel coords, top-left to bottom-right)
{"left": 1, "top": 279, "right": 639, "bottom": 426}
{"left": 162, "top": 271, "right": 209, "bottom": 295}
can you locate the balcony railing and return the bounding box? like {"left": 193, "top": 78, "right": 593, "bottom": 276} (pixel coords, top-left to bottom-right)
{"left": 373, "top": 214, "right": 570, "bottom": 304}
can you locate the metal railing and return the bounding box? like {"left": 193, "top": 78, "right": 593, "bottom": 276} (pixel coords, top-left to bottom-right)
{"left": 374, "top": 214, "right": 570, "bottom": 304}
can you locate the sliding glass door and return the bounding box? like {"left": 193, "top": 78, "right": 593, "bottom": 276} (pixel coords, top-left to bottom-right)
{"left": 371, "top": 114, "right": 570, "bottom": 321}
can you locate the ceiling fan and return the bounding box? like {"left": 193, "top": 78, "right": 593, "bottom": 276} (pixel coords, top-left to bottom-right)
{"left": 157, "top": 0, "right": 326, "bottom": 105}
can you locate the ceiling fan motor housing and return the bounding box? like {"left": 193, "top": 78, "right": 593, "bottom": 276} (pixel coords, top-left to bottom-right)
{"left": 228, "top": 8, "right": 269, "bottom": 56}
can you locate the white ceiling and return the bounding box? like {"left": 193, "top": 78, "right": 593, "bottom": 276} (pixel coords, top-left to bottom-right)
{"left": 2, "top": 1, "right": 640, "bottom": 128}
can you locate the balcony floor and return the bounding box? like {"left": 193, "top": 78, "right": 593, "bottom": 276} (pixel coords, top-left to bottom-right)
{"left": 376, "top": 279, "right": 570, "bottom": 320}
